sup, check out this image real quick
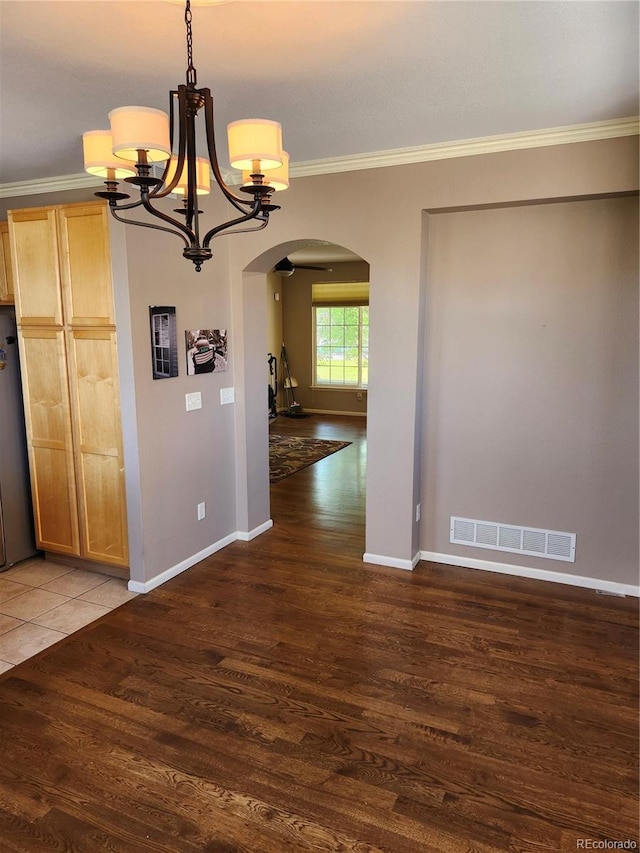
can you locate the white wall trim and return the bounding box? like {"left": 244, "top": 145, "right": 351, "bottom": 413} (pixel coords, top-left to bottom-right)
{"left": 128, "top": 533, "right": 238, "bottom": 594}
{"left": 4, "top": 118, "right": 637, "bottom": 200}
{"left": 420, "top": 551, "right": 640, "bottom": 597}
{"left": 303, "top": 408, "right": 367, "bottom": 417}
{"left": 292, "top": 117, "right": 639, "bottom": 177}
{"left": 236, "top": 519, "right": 273, "bottom": 541}
{"left": 363, "top": 552, "right": 420, "bottom": 571}
{"left": 0, "top": 173, "right": 102, "bottom": 198}
{"left": 128, "top": 521, "right": 273, "bottom": 593}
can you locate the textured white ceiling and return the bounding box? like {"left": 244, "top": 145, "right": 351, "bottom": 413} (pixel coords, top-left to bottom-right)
{"left": 0, "top": 0, "right": 638, "bottom": 186}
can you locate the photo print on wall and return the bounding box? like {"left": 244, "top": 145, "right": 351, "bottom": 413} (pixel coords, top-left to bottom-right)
{"left": 149, "top": 306, "right": 179, "bottom": 379}
{"left": 186, "top": 329, "right": 228, "bottom": 375}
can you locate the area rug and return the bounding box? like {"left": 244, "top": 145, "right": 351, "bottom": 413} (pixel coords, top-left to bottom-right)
{"left": 269, "top": 434, "right": 351, "bottom": 483}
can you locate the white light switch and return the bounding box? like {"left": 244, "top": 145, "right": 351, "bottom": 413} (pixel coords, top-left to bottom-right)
{"left": 185, "top": 391, "right": 202, "bottom": 411}
{"left": 220, "top": 387, "right": 235, "bottom": 405}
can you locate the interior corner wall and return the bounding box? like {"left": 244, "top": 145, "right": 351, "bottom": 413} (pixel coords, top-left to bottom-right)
{"left": 411, "top": 212, "right": 431, "bottom": 558}
{"left": 232, "top": 271, "right": 271, "bottom": 535}
{"left": 421, "top": 195, "right": 639, "bottom": 586}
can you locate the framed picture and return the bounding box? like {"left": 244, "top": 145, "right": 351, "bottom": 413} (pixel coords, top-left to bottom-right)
{"left": 185, "top": 329, "right": 228, "bottom": 375}
{"left": 149, "top": 306, "right": 179, "bottom": 379}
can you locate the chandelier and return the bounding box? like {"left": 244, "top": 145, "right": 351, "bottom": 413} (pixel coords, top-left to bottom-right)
{"left": 82, "top": 0, "right": 288, "bottom": 271}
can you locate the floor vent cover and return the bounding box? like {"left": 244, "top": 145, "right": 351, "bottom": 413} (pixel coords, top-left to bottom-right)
{"left": 450, "top": 516, "right": 576, "bottom": 563}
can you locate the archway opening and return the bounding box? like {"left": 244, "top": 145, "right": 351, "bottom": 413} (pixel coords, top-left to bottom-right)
{"left": 242, "top": 238, "right": 369, "bottom": 559}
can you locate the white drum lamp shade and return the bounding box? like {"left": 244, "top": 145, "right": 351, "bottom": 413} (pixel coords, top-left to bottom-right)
{"left": 167, "top": 155, "right": 211, "bottom": 195}
{"left": 109, "top": 106, "right": 171, "bottom": 162}
{"left": 243, "top": 151, "right": 289, "bottom": 192}
{"left": 82, "top": 131, "right": 136, "bottom": 178}
{"left": 227, "top": 119, "right": 283, "bottom": 171}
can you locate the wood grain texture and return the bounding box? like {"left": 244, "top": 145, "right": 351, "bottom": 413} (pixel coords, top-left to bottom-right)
{"left": 10, "top": 200, "right": 129, "bottom": 569}
{"left": 67, "top": 328, "right": 129, "bottom": 567}
{"left": 17, "top": 327, "right": 80, "bottom": 555}
{"left": 8, "top": 206, "right": 63, "bottom": 326}
{"left": 0, "top": 415, "right": 637, "bottom": 852}
{"left": 58, "top": 202, "right": 115, "bottom": 327}
{"left": 0, "top": 221, "right": 14, "bottom": 304}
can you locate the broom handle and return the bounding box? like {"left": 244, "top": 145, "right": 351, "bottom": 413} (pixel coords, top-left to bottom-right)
{"left": 280, "top": 344, "right": 297, "bottom": 406}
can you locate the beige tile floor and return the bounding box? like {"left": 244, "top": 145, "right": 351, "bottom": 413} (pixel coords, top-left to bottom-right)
{"left": 0, "top": 558, "right": 137, "bottom": 675}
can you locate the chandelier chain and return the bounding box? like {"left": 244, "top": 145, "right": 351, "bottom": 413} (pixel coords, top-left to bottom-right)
{"left": 185, "top": 0, "right": 197, "bottom": 86}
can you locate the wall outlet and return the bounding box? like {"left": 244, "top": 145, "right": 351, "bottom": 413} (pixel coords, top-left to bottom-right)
{"left": 415, "top": 503, "right": 421, "bottom": 522}
{"left": 220, "top": 387, "right": 235, "bottom": 405}
{"left": 186, "top": 391, "right": 202, "bottom": 412}
{"left": 197, "top": 502, "right": 205, "bottom": 521}
{"left": 356, "top": 391, "right": 363, "bottom": 401}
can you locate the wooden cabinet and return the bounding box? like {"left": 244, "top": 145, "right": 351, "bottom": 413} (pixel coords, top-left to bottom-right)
{"left": 0, "top": 221, "right": 15, "bottom": 303}
{"left": 9, "top": 201, "right": 129, "bottom": 569}
{"left": 17, "top": 328, "right": 80, "bottom": 555}
{"left": 58, "top": 204, "right": 116, "bottom": 327}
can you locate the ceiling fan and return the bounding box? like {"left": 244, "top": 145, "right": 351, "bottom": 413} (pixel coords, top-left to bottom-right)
{"left": 274, "top": 257, "right": 333, "bottom": 277}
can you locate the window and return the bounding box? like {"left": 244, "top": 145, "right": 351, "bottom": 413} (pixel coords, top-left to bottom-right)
{"left": 314, "top": 304, "right": 369, "bottom": 387}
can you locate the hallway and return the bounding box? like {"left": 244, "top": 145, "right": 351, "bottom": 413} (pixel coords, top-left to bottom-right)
{"left": 269, "top": 413, "right": 367, "bottom": 550}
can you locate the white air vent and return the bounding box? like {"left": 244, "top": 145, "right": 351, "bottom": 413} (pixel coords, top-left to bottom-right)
{"left": 450, "top": 516, "right": 576, "bottom": 563}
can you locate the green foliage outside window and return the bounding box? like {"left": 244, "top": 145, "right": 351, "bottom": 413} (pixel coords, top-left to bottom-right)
{"left": 314, "top": 305, "right": 369, "bottom": 387}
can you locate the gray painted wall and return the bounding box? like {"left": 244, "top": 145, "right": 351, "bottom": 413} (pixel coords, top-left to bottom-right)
{"left": 2, "top": 135, "right": 638, "bottom": 588}
{"left": 226, "top": 136, "right": 639, "bottom": 581}
{"left": 422, "top": 196, "right": 639, "bottom": 585}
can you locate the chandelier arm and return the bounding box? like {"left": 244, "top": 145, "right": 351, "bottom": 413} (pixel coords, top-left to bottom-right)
{"left": 139, "top": 194, "right": 196, "bottom": 245}
{"left": 202, "top": 90, "right": 255, "bottom": 213}
{"left": 202, "top": 200, "right": 263, "bottom": 248}
{"left": 106, "top": 197, "right": 146, "bottom": 213}
{"left": 110, "top": 207, "right": 190, "bottom": 248}
{"left": 212, "top": 217, "right": 270, "bottom": 238}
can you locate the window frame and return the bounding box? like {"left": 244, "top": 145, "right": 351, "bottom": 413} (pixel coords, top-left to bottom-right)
{"left": 312, "top": 302, "right": 369, "bottom": 389}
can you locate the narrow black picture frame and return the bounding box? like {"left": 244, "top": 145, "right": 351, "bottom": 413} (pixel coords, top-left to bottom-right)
{"left": 149, "top": 306, "right": 179, "bottom": 379}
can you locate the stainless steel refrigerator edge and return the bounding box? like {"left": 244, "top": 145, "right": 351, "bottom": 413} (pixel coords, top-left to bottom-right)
{"left": 0, "top": 305, "right": 38, "bottom": 569}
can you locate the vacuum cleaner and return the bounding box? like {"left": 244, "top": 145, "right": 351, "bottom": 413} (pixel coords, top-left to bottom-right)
{"left": 267, "top": 352, "right": 278, "bottom": 419}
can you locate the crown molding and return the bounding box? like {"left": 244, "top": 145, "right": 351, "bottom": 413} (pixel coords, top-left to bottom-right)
{"left": 2, "top": 117, "right": 638, "bottom": 199}
{"left": 0, "top": 173, "right": 103, "bottom": 199}
{"left": 291, "top": 117, "right": 640, "bottom": 178}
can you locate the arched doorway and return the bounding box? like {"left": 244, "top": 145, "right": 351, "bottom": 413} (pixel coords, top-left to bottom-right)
{"left": 235, "top": 239, "right": 369, "bottom": 556}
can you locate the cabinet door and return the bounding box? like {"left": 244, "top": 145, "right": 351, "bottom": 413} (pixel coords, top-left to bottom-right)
{"left": 0, "top": 222, "right": 14, "bottom": 304}
{"left": 18, "top": 328, "right": 80, "bottom": 555}
{"left": 58, "top": 203, "right": 116, "bottom": 327}
{"left": 9, "top": 208, "right": 63, "bottom": 326}
{"left": 67, "top": 329, "right": 129, "bottom": 567}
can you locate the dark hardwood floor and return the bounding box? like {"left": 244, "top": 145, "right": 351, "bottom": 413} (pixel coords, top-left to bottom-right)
{"left": 0, "top": 414, "right": 637, "bottom": 852}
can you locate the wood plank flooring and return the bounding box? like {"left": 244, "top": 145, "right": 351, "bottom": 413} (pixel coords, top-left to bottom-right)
{"left": 0, "top": 414, "right": 637, "bottom": 852}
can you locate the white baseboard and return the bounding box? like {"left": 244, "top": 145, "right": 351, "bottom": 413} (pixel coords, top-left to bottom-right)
{"left": 128, "top": 521, "right": 273, "bottom": 593}
{"left": 363, "top": 552, "right": 421, "bottom": 571}
{"left": 303, "top": 409, "right": 367, "bottom": 417}
{"left": 236, "top": 519, "right": 273, "bottom": 541}
{"left": 420, "top": 551, "right": 640, "bottom": 597}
